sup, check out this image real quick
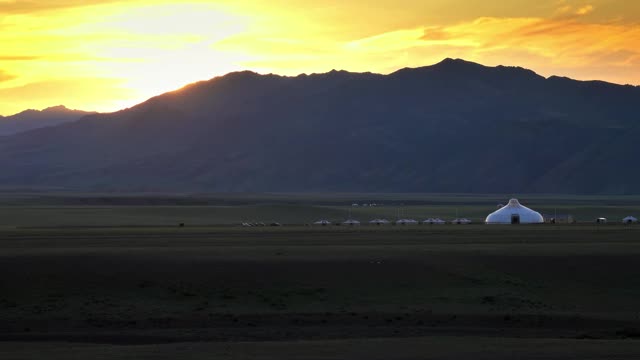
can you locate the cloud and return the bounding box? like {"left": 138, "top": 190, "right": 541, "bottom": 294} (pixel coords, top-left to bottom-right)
{"left": 576, "top": 5, "right": 594, "bottom": 15}
{"left": 0, "top": 70, "right": 16, "bottom": 82}
{"left": 553, "top": 2, "right": 595, "bottom": 18}
{"left": 0, "top": 0, "right": 126, "bottom": 14}
{"left": 555, "top": 5, "right": 572, "bottom": 15}
{"left": 421, "top": 28, "right": 453, "bottom": 41}
{"left": 0, "top": 56, "right": 41, "bottom": 61}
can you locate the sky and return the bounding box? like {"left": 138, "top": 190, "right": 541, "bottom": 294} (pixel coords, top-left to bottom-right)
{"left": 1, "top": 0, "right": 639, "bottom": 116}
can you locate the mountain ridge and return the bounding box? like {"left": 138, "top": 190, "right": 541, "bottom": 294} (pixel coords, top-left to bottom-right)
{"left": 0, "top": 105, "right": 96, "bottom": 136}
{"left": 0, "top": 59, "right": 639, "bottom": 194}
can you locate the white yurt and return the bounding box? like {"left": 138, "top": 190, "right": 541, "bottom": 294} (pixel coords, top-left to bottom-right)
{"left": 343, "top": 219, "right": 361, "bottom": 226}
{"left": 485, "top": 199, "right": 543, "bottom": 224}
{"left": 370, "top": 219, "right": 390, "bottom": 225}
{"left": 452, "top": 218, "right": 472, "bottom": 224}
{"left": 396, "top": 219, "right": 418, "bottom": 225}
{"left": 423, "top": 218, "right": 446, "bottom": 225}
{"left": 314, "top": 220, "right": 331, "bottom": 226}
{"left": 623, "top": 216, "right": 638, "bottom": 224}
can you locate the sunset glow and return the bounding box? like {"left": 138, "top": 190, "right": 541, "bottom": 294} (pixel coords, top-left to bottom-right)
{"left": 1, "top": 0, "right": 639, "bottom": 115}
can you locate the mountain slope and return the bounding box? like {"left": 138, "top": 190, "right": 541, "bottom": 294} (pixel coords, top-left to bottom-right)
{"left": 0, "top": 105, "right": 95, "bottom": 136}
{"left": 0, "top": 59, "right": 638, "bottom": 193}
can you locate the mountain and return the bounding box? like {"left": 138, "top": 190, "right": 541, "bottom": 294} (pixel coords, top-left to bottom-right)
{"left": 0, "top": 58, "right": 639, "bottom": 194}
{"left": 0, "top": 105, "right": 95, "bottom": 136}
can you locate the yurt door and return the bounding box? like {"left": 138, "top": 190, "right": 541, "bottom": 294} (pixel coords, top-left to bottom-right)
{"left": 511, "top": 214, "right": 520, "bottom": 224}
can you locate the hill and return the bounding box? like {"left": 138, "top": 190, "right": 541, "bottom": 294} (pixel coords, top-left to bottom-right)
{"left": 0, "top": 105, "right": 95, "bottom": 136}
{"left": 0, "top": 59, "right": 638, "bottom": 194}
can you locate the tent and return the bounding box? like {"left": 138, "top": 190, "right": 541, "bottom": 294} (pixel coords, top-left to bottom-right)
{"left": 623, "top": 216, "right": 638, "bottom": 224}
{"left": 314, "top": 220, "right": 331, "bottom": 226}
{"left": 485, "top": 199, "right": 543, "bottom": 224}
{"left": 343, "top": 219, "right": 361, "bottom": 226}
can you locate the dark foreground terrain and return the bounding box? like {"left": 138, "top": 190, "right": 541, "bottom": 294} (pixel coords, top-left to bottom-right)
{"left": 2, "top": 225, "right": 640, "bottom": 359}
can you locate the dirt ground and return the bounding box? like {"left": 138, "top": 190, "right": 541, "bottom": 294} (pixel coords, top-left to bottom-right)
{"left": 2, "top": 225, "right": 640, "bottom": 358}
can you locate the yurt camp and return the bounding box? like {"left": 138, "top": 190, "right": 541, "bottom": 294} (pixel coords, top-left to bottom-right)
{"left": 485, "top": 199, "right": 543, "bottom": 224}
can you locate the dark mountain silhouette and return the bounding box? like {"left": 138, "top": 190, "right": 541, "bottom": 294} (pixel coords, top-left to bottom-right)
{"left": 0, "top": 105, "right": 95, "bottom": 136}
{"left": 0, "top": 58, "right": 639, "bottom": 194}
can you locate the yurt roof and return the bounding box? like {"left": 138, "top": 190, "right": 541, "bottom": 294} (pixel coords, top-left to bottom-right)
{"left": 485, "top": 198, "right": 543, "bottom": 224}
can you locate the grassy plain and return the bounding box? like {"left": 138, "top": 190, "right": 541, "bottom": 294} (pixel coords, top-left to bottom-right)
{"left": 2, "top": 193, "right": 640, "bottom": 359}
{"left": 1, "top": 192, "right": 640, "bottom": 227}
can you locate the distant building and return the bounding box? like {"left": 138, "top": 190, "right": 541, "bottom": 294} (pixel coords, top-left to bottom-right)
{"left": 596, "top": 217, "right": 607, "bottom": 224}
{"left": 314, "top": 220, "right": 331, "bottom": 226}
{"left": 485, "top": 199, "right": 543, "bottom": 224}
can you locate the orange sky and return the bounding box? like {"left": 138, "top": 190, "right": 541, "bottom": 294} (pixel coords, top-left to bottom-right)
{"left": 1, "top": 0, "right": 639, "bottom": 116}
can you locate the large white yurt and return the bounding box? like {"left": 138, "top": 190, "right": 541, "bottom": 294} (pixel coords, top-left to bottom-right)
{"left": 485, "top": 199, "right": 543, "bottom": 224}
{"left": 623, "top": 216, "right": 638, "bottom": 224}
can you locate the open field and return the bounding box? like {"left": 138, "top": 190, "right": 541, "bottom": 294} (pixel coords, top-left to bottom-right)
{"left": 1, "top": 192, "right": 640, "bottom": 227}
{"left": 2, "top": 193, "right": 640, "bottom": 358}
{"left": 3, "top": 224, "right": 640, "bottom": 358}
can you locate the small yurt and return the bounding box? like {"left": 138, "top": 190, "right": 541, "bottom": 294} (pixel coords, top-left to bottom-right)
{"left": 343, "top": 219, "right": 361, "bottom": 226}
{"left": 623, "top": 216, "right": 637, "bottom": 224}
{"left": 370, "top": 219, "right": 390, "bottom": 225}
{"left": 485, "top": 199, "right": 543, "bottom": 224}
{"left": 423, "top": 218, "right": 446, "bottom": 225}
{"left": 452, "top": 218, "right": 472, "bottom": 225}
{"left": 314, "top": 220, "right": 331, "bottom": 226}
{"left": 396, "top": 219, "right": 418, "bottom": 225}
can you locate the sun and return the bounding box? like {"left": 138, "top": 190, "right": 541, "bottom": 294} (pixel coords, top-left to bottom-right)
{"left": 89, "top": 3, "right": 250, "bottom": 103}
